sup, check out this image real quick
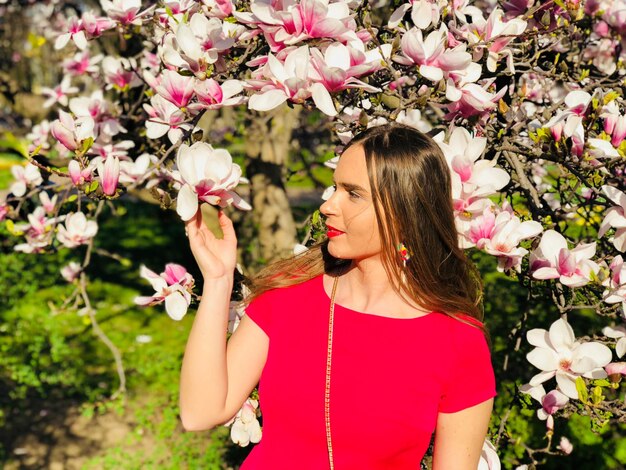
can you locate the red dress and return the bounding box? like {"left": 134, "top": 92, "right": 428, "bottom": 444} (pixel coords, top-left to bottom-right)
{"left": 240, "top": 275, "right": 496, "bottom": 469}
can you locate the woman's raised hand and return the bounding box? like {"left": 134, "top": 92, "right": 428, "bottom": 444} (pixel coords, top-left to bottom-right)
{"left": 185, "top": 208, "right": 238, "bottom": 281}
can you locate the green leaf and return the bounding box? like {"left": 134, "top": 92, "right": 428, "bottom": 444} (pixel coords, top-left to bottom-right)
{"left": 592, "top": 385, "right": 604, "bottom": 404}
{"left": 576, "top": 377, "right": 588, "bottom": 403}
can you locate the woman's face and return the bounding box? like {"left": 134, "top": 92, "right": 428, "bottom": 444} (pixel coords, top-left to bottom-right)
{"left": 320, "top": 144, "right": 382, "bottom": 261}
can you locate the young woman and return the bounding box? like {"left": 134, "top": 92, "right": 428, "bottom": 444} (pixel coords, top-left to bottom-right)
{"left": 179, "top": 123, "right": 496, "bottom": 469}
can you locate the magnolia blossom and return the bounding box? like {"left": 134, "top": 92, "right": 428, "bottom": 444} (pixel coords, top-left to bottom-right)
{"left": 599, "top": 185, "right": 626, "bottom": 252}
{"left": 234, "top": 0, "right": 358, "bottom": 53}
{"left": 41, "top": 75, "right": 79, "bottom": 108}
{"left": 13, "top": 207, "right": 58, "bottom": 253}
{"left": 54, "top": 16, "right": 88, "bottom": 50}
{"left": 160, "top": 14, "right": 234, "bottom": 77}
{"left": 63, "top": 51, "right": 103, "bottom": 76}
{"left": 39, "top": 191, "right": 58, "bottom": 214}
{"left": 61, "top": 261, "right": 82, "bottom": 282}
{"left": 175, "top": 142, "right": 251, "bottom": 220}
{"left": 100, "top": 0, "right": 155, "bottom": 25}
{"left": 191, "top": 79, "right": 246, "bottom": 111}
{"left": 544, "top": 90, "right": 592, "bottom": 144}
{"left": 70, "top": 91, "right": 126, "bottom": 137}
{"left": 97, "top": 156, "right": 120, "bottom": 196}
{"left": 465, "top": 206, "right": 543, "bottom": 272}
{"left": 151, "top": 69, "right": 196, "bottom": 109}
{"left": 600, "top": 101, "right": 626, "bottom": 147}
{"left": 605, "top": 362, "right": 626, "bottom": 378}
{"left": 144, "top": 94, "right": 192, "bottom": 144}
{"left": 520, "top": 383, "right": 569, "bottom": 429}
{"left": 602, "top": 255, "right": 626, "bottom": 315}
{"left": 388, "top": 0, "right": 442, "bottom": 30}
{"left": 395, "top": 109, "right": 432, "bottom": 132}
{"left": 68, "top": 160, "right": 95, "bottom": 186}
{"left": 57, "top": 211, "right": 99, "bottom": 248}
{"left": 557, "top": 436, "right": 574, "bottom": 455}
{"left": 603, "top": 324, "right": 626, "bottom": 358}
{"left": 134, "top": 264, "right": 194, "bottom": 320}
{"left": 477, "top": 439, "right": 501, "bottom": 470}
{"left": 119, "top": 153, "right": 158, "bottom": 185}
{"left": 247, "top": 45, "right": 337, "bottom": 116}
{"left": 460, "top": 7, "right": 527, "bottom": 72}
{"left": 102, "top": 56, "right": 141, "bottom": 90}
{"left": 530, "top": 230, "right": 600, "bottom": 288}
{"left": 224, "top": 398, "right": 262, "bottom": 447}
{"left": 9, "top": 163, "right": 43, "bottom": 197}
{"left": 394, "top": 26, "right": 472, "bottom": 82}
{"left": 50, "top": 110, "right": 96, "bottom": 152}
{"left": 526, "top": 317, "right": 612, "bottom": 399}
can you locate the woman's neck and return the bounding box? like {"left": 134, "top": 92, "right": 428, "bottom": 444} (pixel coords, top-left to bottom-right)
{"left": 339, "top": 257, "right": 398, "bottom": 312}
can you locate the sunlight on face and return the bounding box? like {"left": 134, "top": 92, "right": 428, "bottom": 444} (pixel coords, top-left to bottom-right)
{"left": 319, "top": 145, "right": 382, "bottom": 261}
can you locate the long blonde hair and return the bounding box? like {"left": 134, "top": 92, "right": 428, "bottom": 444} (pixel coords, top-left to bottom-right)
{"left": 244, "top": 123, "right": 486, "bottom": 333}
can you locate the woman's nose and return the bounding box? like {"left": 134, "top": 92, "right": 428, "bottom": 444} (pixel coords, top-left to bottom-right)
{"left": 319, "top": 186, "right": 337, "bottom": 216}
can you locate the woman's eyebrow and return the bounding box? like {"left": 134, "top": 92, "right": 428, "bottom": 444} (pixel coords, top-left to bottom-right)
{"left": 333, "top": 178, "right": 369, "bottom": 194}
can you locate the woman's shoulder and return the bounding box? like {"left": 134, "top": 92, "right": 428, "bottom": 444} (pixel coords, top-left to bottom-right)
{"left": 249, "top": 274, "right": 323, "bottom": 303}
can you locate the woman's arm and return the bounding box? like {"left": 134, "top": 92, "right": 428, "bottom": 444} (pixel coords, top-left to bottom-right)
{"left": 432, "top": 398, "right": 494, "bottom": 469}
{"left": 178, "top": 209, "right": 268, "bottom": 431}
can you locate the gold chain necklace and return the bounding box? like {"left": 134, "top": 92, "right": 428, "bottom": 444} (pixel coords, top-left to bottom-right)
{"left": 325, "top": 275, "right": 340, "bottom": 470}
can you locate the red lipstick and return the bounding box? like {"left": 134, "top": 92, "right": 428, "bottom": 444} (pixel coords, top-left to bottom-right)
{"left": 326, "top": 224, "right": 345, "bottom": 238}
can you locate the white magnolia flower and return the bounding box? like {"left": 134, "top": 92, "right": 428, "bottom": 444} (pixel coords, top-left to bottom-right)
{"left": 56, "top": 211, "right": 98, "bottom": 248}
{"left": 603, "top": 324, "right": 626, "bottom": 358}
{"left": 526, "top": 317, "right": 612, "bottom": 399}
{"left": 10, "top": 163, "right": 43, "bottom": 197}
{"left": 175, "top": 142, "right": 251, "bottom": 221}
{"left": 477, "top": 439, "right": 501, "bottom": 470}
{"left": 599, "top": 185, "right": 626, "bottom": 252}
{"left": 225, "top": 399, "right": 262, "bottom": 447}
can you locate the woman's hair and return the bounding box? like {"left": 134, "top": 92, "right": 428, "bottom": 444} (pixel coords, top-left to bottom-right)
{"left": 244, "top": 123, "right": 486, "bottom": 332}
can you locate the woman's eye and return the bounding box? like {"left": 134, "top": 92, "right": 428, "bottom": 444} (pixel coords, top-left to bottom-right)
{"left": 349, "top": 191, "right": 360, "bottom": 199}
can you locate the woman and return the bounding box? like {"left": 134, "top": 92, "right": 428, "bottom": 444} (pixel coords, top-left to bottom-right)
{"left": 179, "top": 123, "right": 496, "bottom": 469}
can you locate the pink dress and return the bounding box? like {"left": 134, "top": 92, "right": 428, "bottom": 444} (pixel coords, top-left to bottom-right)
{"left": 240, "top": 275, "right": 496, "bottom": 469}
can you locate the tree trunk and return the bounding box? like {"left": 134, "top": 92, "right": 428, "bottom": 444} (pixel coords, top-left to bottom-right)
{"left": 243, "top": 105, "right": 300, "bottom": 270}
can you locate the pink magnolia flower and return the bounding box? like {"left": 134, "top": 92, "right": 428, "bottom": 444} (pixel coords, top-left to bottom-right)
{"left": 97, "top": 156, "right": 120, "bottom": 196}
{"left": 201, "top": 0, "right": 234, "bottom": 19}
{"left": 234, "top": 0, "right": 357, "bottom": 53}
{"left": 477, "top": 439, "right": 501, "bottom": 470}
{"left": 102, "top": 56, "right": 141, "bottom": 90}
{"left": 247, "top": 45, "right": 337, "bottom": 116}
{"left": 544, "top": 90, "right": 592, "bottom": 143}
{"left": 69, "top": 91, "right": 126, "bottom": 137}
{"left": 605, "top": 362, "right": 626, "bottom": 376}
{"left": 39, "top": 191, "right": 58, "bottom": 214}
{"left": 465, "top": 207, "right": 543, "bottom": 272}
{"left": 603, "top": 324, "right": 626, "bottom": 358}
{"left": 143, "top": 94, "right": 192, "bottom": 144}
{"left": 41, "top": 76, "right": 79, "bottom": 108}
{"left": 224, "top": 398, "right": 262, "bottom": 447}
{"left": 160, "top": 15, "right": 234, "bottom": 77}
{"left": 557, "top": 436, "right": 574, "bottom": 455}
{"left": 61, "top": 261, "right": 82, "bottom": 282}
{"left": 13, "top": 207, "right": 59, "bottom": 253}
{"left": 81, "top": 11, "right": 116, "bottom": 37}
{"left": 445, "top": 81, "right": 506, "bottom": 119}
{"left": 100, "top": 0, "right": 155, "bottom": 26}
{"left": 602, "top": 255, "right": 626, "bottom": 315}
{"left": 26, "top": 120, "right": 52, "bottom": 152}
{"left": 394, "top": 26, "right": 472, "bottom": 82}
{"left": 600, "top": 101, "right": 626, "bottom": 147}
{"left": 191, "top": 79, "right": 246, "bottom": 111}
{"left": 526, "top": 317, "right": 612, "bottom": 399}
{"left": 134, "top": 264, "right": 194, "bottom": 321}
{"left": 50, "top": 110, "right": 96, "bottom": 152}
{"left": 459, "top": 7, "right": 527, "bottom": 72}
{"left": 152, "top": 69, "right": 196, "bottom": 109}
{"left": 119, "top": 153, "right": 158, "bottom": 185}
{"left": 68, "top": 160, "right": 95, "bottom": 186}
{"left": 520, "top": 383, "right": 569, "bottom": 430}
{"left": 54, "top": 16, "right": 88, "bottom": 50}
{"left": 63, "top": 51, "right": 103, "bottom": 76}
{"left": 10, "top": 163, "right": 43, "bottom": 197}
{"left": 176, "top": 142, "right": 251, "bottom": 220}
{"left": 0, "top": 202, "right": 8, "bottom": 222}
{"left": 599, "top": 185, "right": 626, "bottom": 252}
{"left": 308, "top": 43, "right": 383, "bottom": 93}
{"left": 388, "top": 0, "right": 442, "bottom": 30}
{"left": 530, "top": 230, "right": 600, "bottom": 287}
{"left": 56, "top": 211, "right": 99, "bottom": 248}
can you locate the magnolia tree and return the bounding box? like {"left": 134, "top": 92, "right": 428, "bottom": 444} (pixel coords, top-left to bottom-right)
{"left": 2, "top": 0, "right": 626, "bottom": 467}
